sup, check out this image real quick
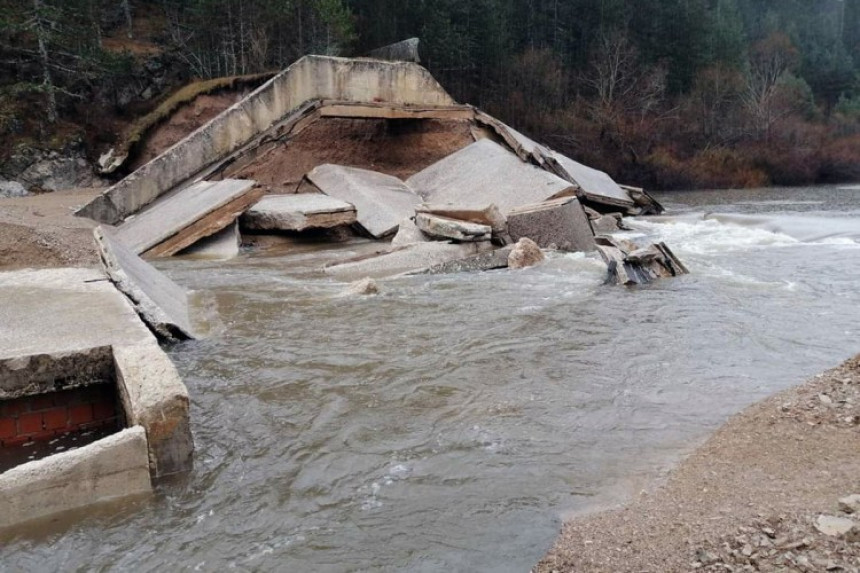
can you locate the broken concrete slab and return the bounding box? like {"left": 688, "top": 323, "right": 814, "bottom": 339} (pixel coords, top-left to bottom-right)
{"left": 113, "top": 179, "right": 261, "bottom": 257}
{"left": 591, "top": 212, "right": 625, "bottom": 235}
{"left": 414, "top": 212, "right": 493, "bottom": 242}
{"left": 0, "top": 426, "right": 151, "bottom": 530}
{"left": 596, "top": 237, "right": 689, "bottom": 286}
{"left": 406, "top": 139, "right": 576, "bottom": 214}
{"left": 508, "top": 238, "right": 545, "bottom": 269}
{"left": 94, "top": 226, "right": 196, "bottom": 341}
{"left": 180, "top": 220, "right": 241, "bottom": 259}
{"left": 507, "top": 197, "right": 595, "bottom": 252}
{"left": 0, "top": 345, "right": 114, "bottom": 401}
{"left": 307, "top": 164, "right": 421, "bottom": 239}
{"left": 368, "top": 38, "right": 421, "bottom": 63}
{"left": 417, "top": 246, "right": 514, "bottom": 275}
{"left": 547, "top": 151, "right": 635, "bottom": 211}
{"left": 415, "top": 203, "right": 510, "bottom": 244}
{"left": 77, "top": 55, "right": 457, "bottom": 225}
{"left": 241, "top": 194, "right": 357, "bottom": 232}
{"left": 391, "top": 217, "right": 430, "bottom": 247}
{"left": 325, "top": 241, "right": 492, "bottom": 280}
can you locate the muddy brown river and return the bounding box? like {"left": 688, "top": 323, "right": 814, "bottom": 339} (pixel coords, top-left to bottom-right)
{"left": 2, "top": 186, "right": 860, "bottom": 572}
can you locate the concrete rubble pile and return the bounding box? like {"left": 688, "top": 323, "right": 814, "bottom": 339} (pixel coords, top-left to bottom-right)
{"left": 595, "top": 236, "right": 689, "bottom": 286}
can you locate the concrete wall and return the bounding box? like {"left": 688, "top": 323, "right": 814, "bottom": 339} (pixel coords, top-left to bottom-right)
{"left": 0, "top": 426, "right": 151, "bottom": 529}
{"left": 78, "top": 55, "right": 457, "bottom": 224}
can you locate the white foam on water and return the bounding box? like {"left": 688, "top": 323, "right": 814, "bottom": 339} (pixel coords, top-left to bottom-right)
{"left": 625, "top": 218, "right": 799, "bottom": 256}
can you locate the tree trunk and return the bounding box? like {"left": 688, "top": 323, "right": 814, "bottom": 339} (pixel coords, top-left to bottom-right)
{"left": 33, "top": 0, "right": 57, "bottom": 124}
{"left": 122, "top": 0, "right": 133, "bottom": 39}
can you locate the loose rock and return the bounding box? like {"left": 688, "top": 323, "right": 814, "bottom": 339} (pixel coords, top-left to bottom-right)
{"left": 839, "top": 495, "right": 860, "bottom": 515}
{"left": 344, "top": 277, "right": 380, "bottom": 296}
{"left": 507, "top": 238, "right": 544, "bottom": 269}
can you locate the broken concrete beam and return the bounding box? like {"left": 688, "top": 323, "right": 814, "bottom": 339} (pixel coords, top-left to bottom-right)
{"left": 113, "top": 342, "right": 194, "bottom": 478}
{"left": 179, "top": 220, "right": 241, "bottom": 260}
{"left": 368, "top": 38, "right": 421, "bottom": 63}
{"left": 508, "top": 238, "right": 545, "bottom": 269}
{"left": 113, "top": 179, "right": 261, "bottom": 257}
{"left": 391, "top": 217, "right": 430, "bottom": 247}
{"left": 414, "top": 213, "right": 493, "bottom": 242}
{"left": 406, "top": 139, "right": 576, "bottom": 214}
{"left": 94, "top": 227, "right": 196, "bottom": 341}
{"left": 0, "top": 426, "right": 151, "bottom": 529}
{"left": 507, "top": 197, "right": 595, "bottom": 252}
{"left": 325, "top": 241, "right": 493, "bottom": 280}
{"left": 415, "top": 203, "right": 510, "bottom": 244}
{"left": 241, "top": 194, "right": 357, "bottom": 232}
{"left": 595, "top": 236, "right": 688, "bottom": 286}
{"left": 417, "top": 246, "right": 513, "bottom": 275}
{"left": 307, "top": 164, "right": 421, "bottom": 239}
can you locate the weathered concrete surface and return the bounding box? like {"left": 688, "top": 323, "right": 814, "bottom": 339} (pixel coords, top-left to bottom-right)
{"left": 591, "top": 212, "right": 624, "bottom": 235}
{"left": 325, "top": 241, "right": 492, "bottom": 280}
{"left": 0, "top": 426, "right": 151, "bottom": 530}
{"left": 0, "top": 268, "right": 194, "bottom": 478}
{"left": 507, "top": 197, "right": 595, "bottom": 252}
{"left": 508, "top": 238, "right": 545, "bottom": 269}
{"left": 113, "top": 179, "right": 258, "bottom": 256}
{"left": 549, "top": 151, "right": 635, "bottom": 210}
{"left": 241, "top": 194, "right": 357, "bottom": 231}
{"left": 95, "top": 227, "right": 196, "bottom": 341}
{"left": 368, "top": 38, "right": 421, "bottom": 63}
{"left": 418, "top": 246, "right": 513, "bottom": 275}
{"left": 0, "top": 345, "right": 114, "bottom": 400}
{"left": 307, "top": 164, "right": 421, "bottom": 239}
{"left": 390, "top": 217, "right": 430, "bottom": 247}
{"left": 114, "top": 343, "right": 194, "bottom": 478}
{"left": 77, "top": 55, "right": 456, "bottom": 224}
{"left": 415, "top": 203, "right": 510, "bottom": 244}
{"left": 406, "top": 139, "right": 576, "bottom": 214}
{"left": 414, "top": 213, "right": 492, "bottom": 242}
{"left": 596, "top": 237, "right": 689, "bottom": 286}
{"left": 180, "top": 220, "right": 241, "bottom": 259}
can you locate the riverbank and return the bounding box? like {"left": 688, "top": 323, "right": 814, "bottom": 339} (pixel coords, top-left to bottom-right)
{"left": 535, "top": 354, "right": 860, "bottom": 572}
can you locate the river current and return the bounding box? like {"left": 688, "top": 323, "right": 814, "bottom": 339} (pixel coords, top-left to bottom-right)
{"left": 2, "top": 185, "right": 859, "bottom": 571}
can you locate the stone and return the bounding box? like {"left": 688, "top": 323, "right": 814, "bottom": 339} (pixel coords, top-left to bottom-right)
{"left": 414, "top": 213, "right": 493, "bottom": 242}
{"left": 591, "top": 213, "right": 624, "bottom": 235}
{"left": 94, "top": 226, "right": 196, "bottom": 341}
{"left": 0, "top": 426, "right": 151, "bottom": 529}
{"left": 307, "top": 164, "right": 421, "bottom": 239}
{"left": 391, "top": 217, "right": 430, "bottom": 247}
{"left": 406, "top": 139, "right": 576, "bottom": 215}
{"left": 507, "top": 238, "right": 545, "bottom": 269}
{"left": 417, "top": 246, "right": 514, "bottom": 275}
{"left": 0, "top": 180, "right": 28, "bottom": 198}
{"left": 325, "top": 241, "right": 492, "bottom": 280}
{"left": 241, "top": 194, "right": 357, "bottom": 231}
{"left": 838, "top": 494, "right": 860, "bottom": 514}
{"left": 415, "top": 203, "right": 510, "bottom": 244}
{"left": 113, "top": 179, "right": 262, "bottom": 257}
{"left": 344, "top": 277, "right": 380, "bottom": 296}
{"left": 814, "top": 515, "right": 859, "bottom": 540}
{"left": 507, "top": 197, "right": 595, "bottom": 252}
{"left": 180, "top": 220, "right": 241, "bottom": 260}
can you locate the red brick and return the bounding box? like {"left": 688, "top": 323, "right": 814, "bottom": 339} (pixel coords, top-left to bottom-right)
{"left": 0, "top": 418, "right": 15, "bottom": 439}
{"left": 43, "top": 407, "right": 69, "bottom": 431}
{"left": 18, "top": 412, "right": 44, "bottom": 435}
{"left": 92, "top": 401, "right": 116, "bottom": 421}
{"left": 30, "top": 394, "right": 55, "bottom": 411}
{"left": 69, "top": 404, "right": 94, "bottom": 426}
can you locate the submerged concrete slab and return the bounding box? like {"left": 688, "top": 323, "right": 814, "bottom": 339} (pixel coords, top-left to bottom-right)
{"left": 241, "top": 194, "right": 357, "bottom": 231}
{"left": 0, "top": 426, "right": 151, "bottom": 530}
{"left": 307, "top": 165, "right": 421, "bottom": 239}
{"left": 95, "top": 227, "right": 196, "bottom": 341}
{"left": 77, "top": 55, "right": 457, "bottom": 225}
{"left": 113, "top": 179, "right": 260, "bottom": 257}
{"left": 325, "top": 241, "right": 492, "bottom": 280}
{"left": 414, "top": 213, "right": 492, "bottom": 242}
{"left": 417, "top": 246, "right": 513, "bottom": 275}
{"left": 507, "top": 197, "right": 595, "bottom": 252}
{"left": 406, "top": 139, "right": 576, "bottom": 214}
{"left": 180, "top": 220, "right": 241, "bottom": 260}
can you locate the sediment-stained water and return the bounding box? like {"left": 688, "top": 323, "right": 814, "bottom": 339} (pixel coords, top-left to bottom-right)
{"left": 2, "top": 185, "right": 859, "bottom": 572}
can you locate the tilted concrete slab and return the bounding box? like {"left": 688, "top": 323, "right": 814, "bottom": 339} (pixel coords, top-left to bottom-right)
{"left": 95, "top": 226, "right": 196, "bottom": 341}
{"left": 77, "top": 55, "right": 457, "bottom": 225}
{"left": 325, "top": 241, "right": 492, "bottom": 280}
{"left": 507, "top": 197, "right": 595, "bottom": 252}
{"left": 113, "top": 179, "right": 258, "bottom": 256}
{"left": 241, "top": 194, "right": 357, "bottom": 231}
{"left": 548, "top": 152, "right": 634, "bottom": 209}
{"left": 406, "top": 139, "right": 576, "bottom": 214}
{"left": 390, "top": 217, "right": 430, "bottom": 247}
{"left": 307, "top": 165, "right": 421, "bottom": 239}
{"left": 180, "top": 220, "right": 241, "bottom": 259}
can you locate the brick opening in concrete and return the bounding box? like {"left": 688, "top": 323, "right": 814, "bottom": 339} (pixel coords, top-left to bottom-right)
{"left": 0, "top": 346, "right": 127, "bottom": 473}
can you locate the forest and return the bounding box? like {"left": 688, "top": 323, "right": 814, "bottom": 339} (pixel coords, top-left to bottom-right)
{"left": 1, "top": 0, "right": 859, "bottom": 189}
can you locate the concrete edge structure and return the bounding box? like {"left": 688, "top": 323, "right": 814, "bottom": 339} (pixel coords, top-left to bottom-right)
{"left": 0, "top": 426, "right": 151, "bottom": 530}
{"left": 77, "top": 55, "right": 457, "bottom": 225}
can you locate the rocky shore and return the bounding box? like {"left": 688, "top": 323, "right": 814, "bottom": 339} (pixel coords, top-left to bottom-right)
{"left": 535, "top": 354, "right": 860, "bottom": 573}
